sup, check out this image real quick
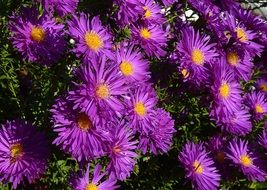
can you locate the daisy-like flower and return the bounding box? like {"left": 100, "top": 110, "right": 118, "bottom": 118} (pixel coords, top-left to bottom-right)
{"left": 132, "top": 24, "right": 167, "bottom": 58}
{"left": 139, "top": 108, "right": 176, "bottom": 155}
{"left": 50, "top": 97, "right": 107, "bottom": 161}
{"left": 126, "top": 85, "right": 157, "bottom": 134}
{"left": 221, "top": 13, "right": 263, "bottom": 56}
{"left": 138, "top": 0, "right": 165, "bottom": 24}
{"left": 106, "top": 122, "right": 138, "bottom": 181}
{"left": 216, "top": 108, "right": 252, "bottom": 136}
{"left": 178, "top": 142, "right": 221, "bottom": 190}
{"left": 40, "top": 0, "right": 79, "bottom": 16}
{"left": 68, "top": 56, "right": 127, "bottom": 120}
{"left": 0, "top": 120, "right": 49, "bottom": 188}
{"left": 245, "top": 91, "right": 267, "bottom": 120}
{"left": 210, "top": 58, "right": 242, "bottom": 117}
{"left": 9, "top": 7, "right": 65, "bottom": 66}
{"left": 177, "top": 27, "right": 218, "bottom": 85}
{"left": 225, "top": 50, "right": 253, "bottom": 81}
{"left": 115, "top": 44, "right": 150, "bottom": 84}
{"left": 258, "top": 129, "right": 267, "bottom": 150}
{"left": 70, "top": 164, "right": 118, "bottom": 190}
{"left": 113, "top": 0, "right": 139, "bottom": 26}
{"left": 256, "top": 78, "right": 267, "bottom": 94}
{"left": 68, "top": 13, "right": 112, "bottom": 61}
{"left": 226, "top": 139, "right": 266, "bottom": 182}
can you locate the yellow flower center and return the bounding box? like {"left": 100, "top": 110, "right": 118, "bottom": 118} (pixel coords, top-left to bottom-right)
{"left": 85, "top": 31, "right": 103, "bottom": 51}
{"left": 255, "top": 104, "right": 264, "bottom": 113}
{"left": 140, "top": 28, "right": 151, "bottom": 39}
{"left": 219, "top": 82, "right": 230, "bottom": 99}
{"left": 191, "top": 49, "right": 205, "bottom": 65}
{"left": 96, "top": 84, "right": 110, "bottom": 99}
{"left": 236, "top": 27, "right": 248, "bottom": 43}
{"left": 120, "top": 61, "right": 134, "bottom": 76}
{"left": 112, "top": 145, "right": 121, "bottom": 153}
{"left": 134, "top": 102, "right": 146, "bottom": 116}
{"left": 86, "top": 183, "right": 98, "bottom": 190}
{"left": 31, "top": 26, "right": 45, "bottom": 42}
{"left": 10, "top": 143, "right": 23, "bottom": 159}
{"left": 181, "top": 69, "right": 189, "bottom": 78}
{"left": 240, "top": 155, "right": 252, "bottom": 167}
{"left": 227, "top": 52, "right": 239, "bottom": 66}
{"left": 259, "top": 83, "right": 267, "bottom": 92}
{"left": 143, "top": 6, "right": 151, "bottom": 18}
{"left": 193, "top": 160, "right": 204, "bottom": 174}
{"left": 77, "top": 113, "right": 92, "bottom": 131}
{"left": 216, "top": 151, "right": 225, "bottom": 164}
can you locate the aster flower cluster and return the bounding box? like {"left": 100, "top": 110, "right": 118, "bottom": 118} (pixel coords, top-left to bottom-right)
{"left": 2, "top": 0, "right": 267, "bottom": 189}
{"left": 176, "top": 0, "right": 267, "bottom": 189}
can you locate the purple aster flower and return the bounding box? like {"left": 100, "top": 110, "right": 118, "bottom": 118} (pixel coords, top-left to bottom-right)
{"left": 39, "top": 0, "right": 79, "bottom": 16}
{"left": 126, "top": 85, "right": 157, "bottom": 134}
{"left": 70, "top": 164, "right": 118, "bottom": 190}
{"left": 245, "top": 91, "right": 267, "bottom": 120}
{"left": 259, "top": 129, "right": 267, "bottom": 150}
{"left": 210, "top": 58, "right": 242, "bottom": 118}
{"left": 115, "top": 44, "right": 150, "bottom": 84}
{"left": 177, "top": 27, "right": 218, "bottom": 85}
{"left": 68, "top": 56, "right": 127, "bottom": 120}
{"left": 225, "top": 50, "right": 253, "bottom": 81}
{"left": 226, "top": 139, "right": 266, "bottom": 182}
{"left": 106, "top": 122, "right": 138, "bottom": 181}
{"left": 221, "top": 13, "right": 263, "bottom": 56}
{"left": 256, "top": 78, "right": 267, "bottom": 94}
{"left": 137, "top": 0, "right": 165, "bottom": 24}
{"left": 68, "top": 13, "right": 113, "bottom": 61}
{"left": 132, "top": 24, "right": 167, "bottom": 58}
{"left": 139, "top": 108, "right": 176, "bottom": 155}
{"left": 216, "top": 108, "right": 252, "bottom": 136}
{"left": 50, "top": 97, "right": 107, "bottom": 161}
{"left": 113, "top": 0, "right": 139, "bottom": 26}
{"left": 9, "top": 8, "right": 65, "bottom": 66}
{"left": 0, "top": 120, "right": 49, "bottom": 188}
{"left": 178, "top": 142, "right": 221, "bottom": 190}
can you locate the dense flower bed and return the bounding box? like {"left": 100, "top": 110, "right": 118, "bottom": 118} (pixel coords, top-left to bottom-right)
{"left": 0, "top": 0, "right": 266, "bottom": 189}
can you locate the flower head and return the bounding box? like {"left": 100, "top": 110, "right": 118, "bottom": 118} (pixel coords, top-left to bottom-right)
{"left": 178, "top": 142, "right": 221, "bottom": 190}
{"left": 68, "top": 13, "right": 112, "bottom": 61}
{"left": 9, "top": 7, "right": 66, "bottom": 65}
{"left": 226, "top": 139, "right": 266, "bottom": 182}
{"left": 50, "top": 97, "right": 107, "bottom": 161}
{"left": 70, "top": 164, "right": 118, "bottom": 190}
{"left": 132, "top": 24, "right": 167, "bottom": 58}
{"left": 245, "top": 91, "right": 267, "bottom": 120}
{"left": 106, "top": 122, "right": 138, "bottom": 180}
{"left": 0, "top": 120, "right": 49, "bottom": 188}
{"left": 139, "top": 108, "right": 176, "bottom": 154}
{"left": 40, "top": 0, "right": 79, "bottom": 16}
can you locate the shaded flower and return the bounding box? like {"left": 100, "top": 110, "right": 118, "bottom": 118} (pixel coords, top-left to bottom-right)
{"left": 106, "top": 122, "right": 138, "bottom": 181}
{"left": 245, "top": 91, "right": 267, "bottom": 120}
{"left": 0, "top": 120, "right": 49, "bottom": 188}
{"left": 40, "top": 0, "right": 79, "bottom": 16}
{"left": 139, "top": 108, "right": 176, "bottom": 154}
{"left": 70, "top": 164, "right": 118, "bottom": 190}
{"left": 226, "top": 139, "right": 266, "bottom": 182}
{"left": 68, "top": 13, "right": 112, "bottom": 61}
{"left": 256, "top": 78, "right": 267, "bottom": 94}
{"left": 259, "top": 129, "right": 267, "bottom": 150}
{"left": 9, "top": 7, "right": 65, "bottom": 65}
{"left": 138, "top": 0, "right": 165, "bottom": 24}
{"left": 178, "top": 141, "right": 221, "bottom": 190}
{"left": 50, "top": 97, "right": 107, "bottom": 161}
